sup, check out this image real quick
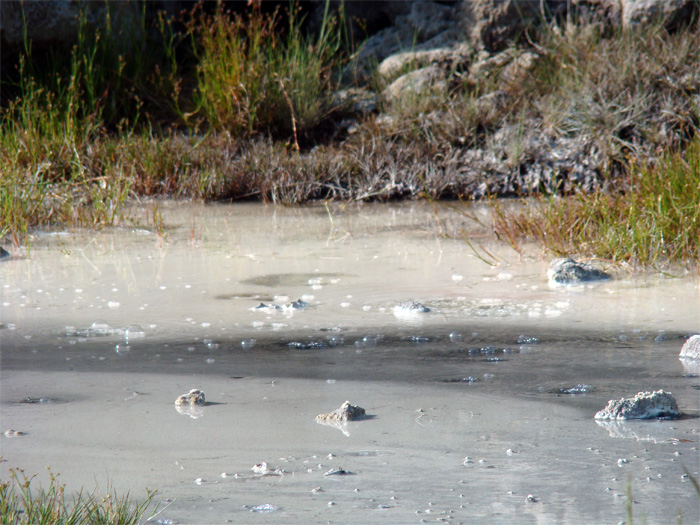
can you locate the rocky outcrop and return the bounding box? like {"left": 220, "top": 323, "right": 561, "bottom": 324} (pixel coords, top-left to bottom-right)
{"left": 461, "top": 0, "right": 548, "bottom": 52}
{"left": 344, "top": 1, "right": 461, "bottom": 84}
{"left": 621, "top": 0, "right": 695, "bottom": 29}
{"left": 333, "top": 88, "right": 378, "bottom": 116}
{"left": 594, "top": 390, "right": 680, "bottom": 420}
{"left": 316, "top": 401, "right": 366, "bottom": 422}
{"left": 384, "top": 65, "right": 447, "bottom": 100}
{"left": 547, "top": 257, "right": 611, "bottom": 286}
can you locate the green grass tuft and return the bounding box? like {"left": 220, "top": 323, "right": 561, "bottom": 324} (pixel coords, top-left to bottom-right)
{"left": 191, "top": 1, "right": 343, "bottom": 143}
{"left": 490, "top": 136, "right": 700, "bottom": 268}
{"left": 0, "top": 467, "right": 161, "bottom": 525}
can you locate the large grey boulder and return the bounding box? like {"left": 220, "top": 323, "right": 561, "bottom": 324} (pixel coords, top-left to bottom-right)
{"left": 460, "top": 0, "right": 551, "bottom": 52}
{"left": 621, "top": 0, "right": 695, "bottom": 29}
{"left": 595, "top": 390, "right": 680, "bottom": 420}
{"left": 378, "top": 43, "right": 472, "bottom": 82}
{"left": 379, "top": 42, "right": 473, "bottom": 102}
{"left": 344, "top": 1, "right": 460, "bottom": 84}
{"left": 384, "top": 65, "right": 447, "bottom": 100}
{"left": 464, "top": 48, "right": 539, "bottom": 91}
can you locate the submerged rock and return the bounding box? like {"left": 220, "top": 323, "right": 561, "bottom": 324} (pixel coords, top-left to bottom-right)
{"left": 324, "top": 467, "right": 353, "bottom": 476}
{"left": 287, "top": 340, "right": 327, "bottom": 350}
{"left": 316, "top": 401, "right": 366, "bottom": 422}
{"left": 252, "top": 299, "right": 308, "bottom": 312}
{"left": 680, "top": 335, "right": 700, "bottom": 359}
{"left": 251, "top": 462, "right": 284, "bottom": 476}
{"left": 393, "top": 301, "right": 431, "bottom": 319}
{"left": 175, "top": 389, "right": 205, "bottom": 406}
{"left": 547, "top": 257, "right": 611, "bottom": 286}
{"left": 283, "top": 299, "right": 308, "bottom": 310}
{"left": 549, "top": 384, "right": 594, "bottom": 395}
{"left": 594, "top": 390, "right": 680, "bottom": 420}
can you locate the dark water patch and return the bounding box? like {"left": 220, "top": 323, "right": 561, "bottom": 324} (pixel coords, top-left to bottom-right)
{"left": 517, "top": 335, "right": 539, "bottom": 344}
{"left": 441, "top": 376, "right": 479, "bottom": 384}
{"left": 286, "top": 341, "right": 328, "bottom": 350}
{"left": 543, "top": 384, "right": 595, "bottom": 395}
{"left": 19, "top": 396, "right": 71, "bottom": 405}
{"left": 483, "top": 356, "right": 507, "bottom": 362}
{"left": 242, "top": 272, "right": 349, "bottom": 287}
{"left": 344, "top": 450, "right": 395, "bottom": 457}
{"left": 2, "top": 325, "right": 694, "bottom": 396}
{"left": 214, "top": 293, "right": 273, "bottom": 301}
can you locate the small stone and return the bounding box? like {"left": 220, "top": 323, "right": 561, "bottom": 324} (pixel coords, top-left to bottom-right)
{"left": 175, "top": 389, "right": 205, "bottom": 406}
{"left": 594, "top": 390, "right": 680, "bottom": 420}
{"left": 324, "top": 467, "right": 352, "bottom": 476}
{"left": 316, "top": 401, "right": 366, "bottom": 422}
{"left": 252, "top": 462, "right": 270, "bottom": 475}
{"left": 3, "top": 430, "right": 26, "bottom": 438}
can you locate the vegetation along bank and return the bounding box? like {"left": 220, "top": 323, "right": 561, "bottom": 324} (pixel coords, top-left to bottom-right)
{"left": 0, "top": 0, "right": 698, "bottom": 267}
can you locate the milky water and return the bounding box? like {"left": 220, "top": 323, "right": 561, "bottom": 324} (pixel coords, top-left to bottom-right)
{"left": 1, "top": 202, "right": 698, "bottom": 524}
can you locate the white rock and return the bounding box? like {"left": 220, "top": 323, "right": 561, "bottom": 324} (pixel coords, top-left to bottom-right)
{"left": 594, "top": 390, "right": 680, "bottom": 420}
{"left": 175, "top": 389, "right": 205, "bottom": 406}
{"left": 316, "top": 401, "right": 366, "bottom": 422}
{"left": 680, "top": 335, "right": 700, "bottom": 359}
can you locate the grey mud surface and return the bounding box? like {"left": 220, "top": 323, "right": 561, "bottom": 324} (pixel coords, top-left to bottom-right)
{"left": 1, "top": 202, "right": 699, "bottom": 524}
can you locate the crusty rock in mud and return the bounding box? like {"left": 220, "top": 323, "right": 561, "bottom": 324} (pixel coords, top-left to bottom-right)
{"left": 393, "top": 301, "right": 431, "bottom": 317}
{"left": 252, "top": 299, "right": 308, "bottom": 312}
{"left": 316, "top": 401, "right": 366, "bottom": 422}
{"left": 547, "top": 257, "right": 611, "bottom": 286}
{"left": 680, "top": 335, "right": 700, "bottom": 359}
{"left": 594, "top": 389, "right": 680, "bottom": 420}
{"left": 175, "top": 389, "right": 206, "bottom": 406}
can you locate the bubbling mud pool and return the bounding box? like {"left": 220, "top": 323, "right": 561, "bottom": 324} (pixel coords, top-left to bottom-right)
{"left": 1, "top": 202, "right": 698, "bottom": 524}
